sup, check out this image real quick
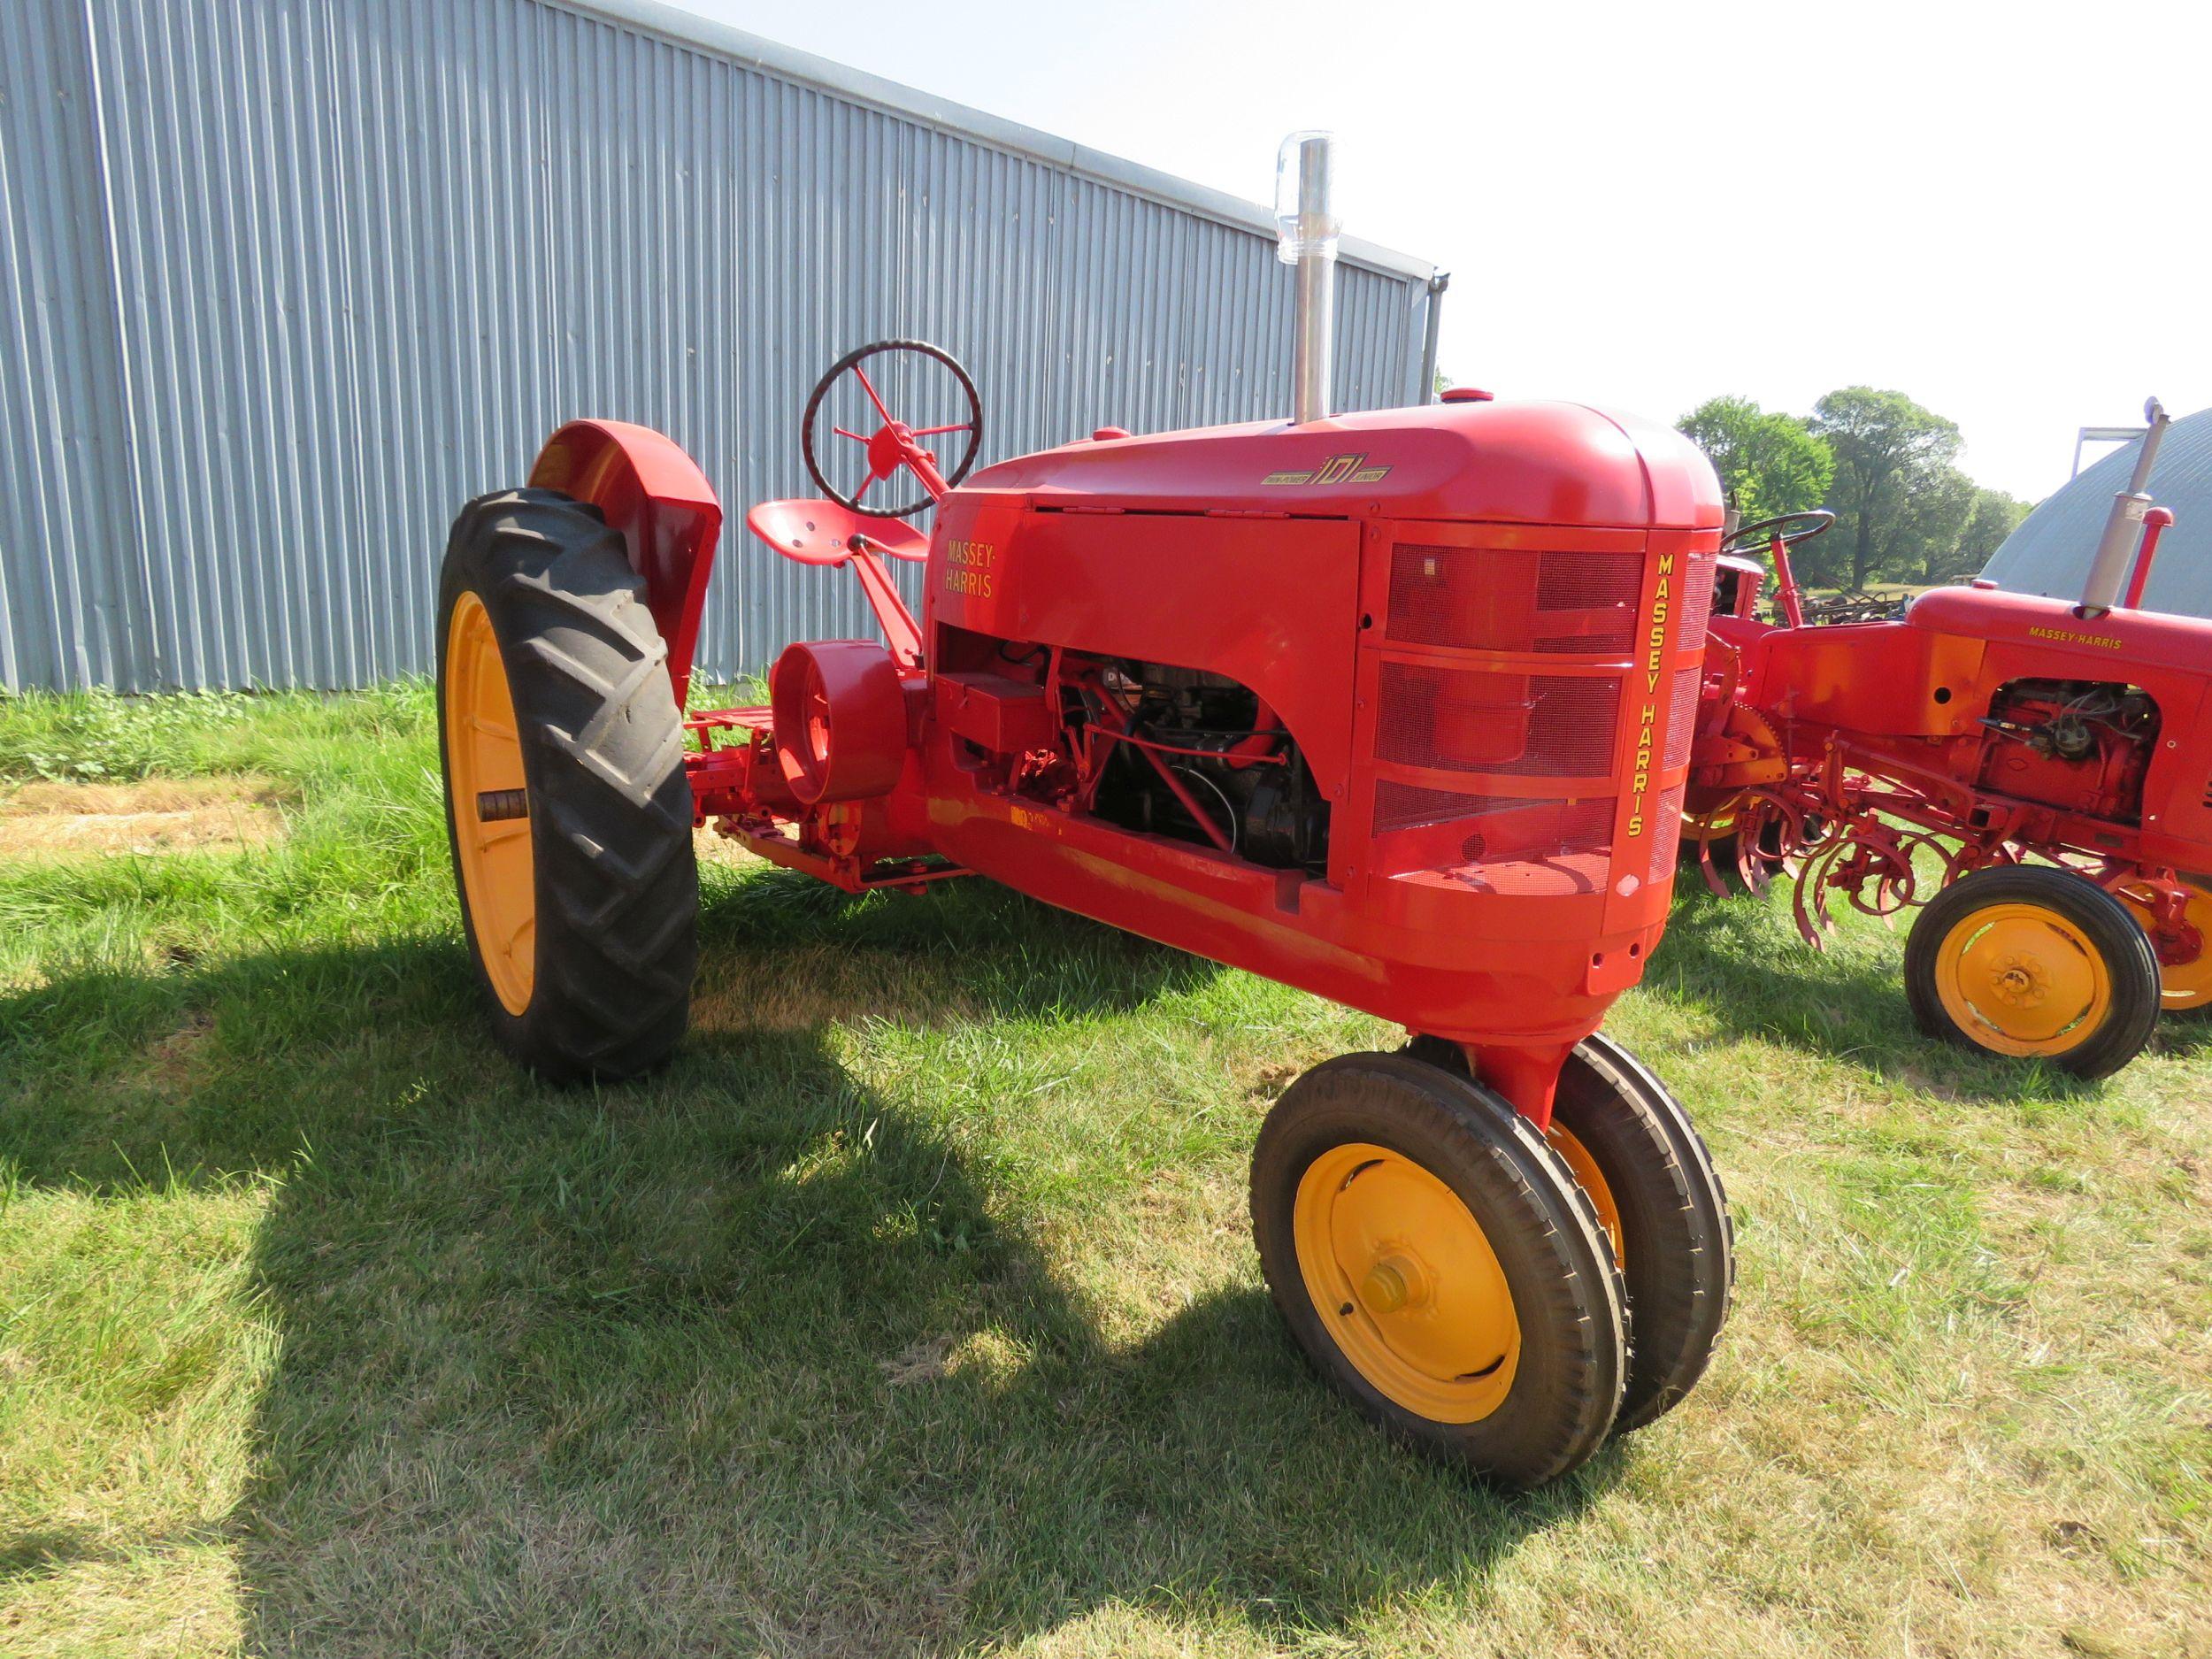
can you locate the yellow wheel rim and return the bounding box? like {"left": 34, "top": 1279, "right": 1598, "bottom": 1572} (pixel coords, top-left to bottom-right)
{"left": 1932, "top": 902, "right": 2110, "bottom": 1056}
{"left": 1548, "top": 1124, "right": 1624, "bottom": 1267}
{"left": 2120, "top": 881, "right": 2212, "bottom": 1010}
{"left": 1292, "top": 1142, "right": 1520, "bottom": 1424}
{"left": 444, "top": 592, "right": 536, "bottom": 1016}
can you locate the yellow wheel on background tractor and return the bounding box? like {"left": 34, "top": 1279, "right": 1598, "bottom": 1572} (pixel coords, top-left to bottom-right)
{"left": 2118, "top": 879, "right": 2212, "bottom": 1012}
{"left": 1251, "top": 1053, "right": 1625, "bottom": 1488}
{"left": 435, "top": 488, "right": 698, "bottom": 1082}
{"left": 1904, "top": 866, "right": 2162, "bottom": 1079}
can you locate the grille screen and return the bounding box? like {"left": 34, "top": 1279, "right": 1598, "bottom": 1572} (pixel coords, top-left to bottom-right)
{"left": 1647, "top": 783, "right": 1686, "bottom": 883}
{"left": 1672, "top": 550, "right": 1718, "bottom": 651}
{"left": 1376, "top": 664, "right": 1620, "bottom": 778}
{"left": 1387, "top": 545, "right": 1644, "bottom": 655}
{"left": 1663, "top": 665, "right": 1701, "bottom": 770}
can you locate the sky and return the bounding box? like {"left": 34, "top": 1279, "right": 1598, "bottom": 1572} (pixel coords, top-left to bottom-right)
{"left": 673, "top": 0, "right": 2208, "bottom": 503}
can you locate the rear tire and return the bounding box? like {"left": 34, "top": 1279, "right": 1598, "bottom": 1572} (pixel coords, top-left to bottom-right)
{"left": 1904, "top": 865, "right": 2160, "bottom": 1079}
{"left": 436, "top": 488, "right": 697, "bottom": 1083}
{"left": 1252, "top": 1053, "right": 1626, "bottom": 1489}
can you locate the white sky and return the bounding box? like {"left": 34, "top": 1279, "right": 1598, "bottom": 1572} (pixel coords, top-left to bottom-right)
{"left": 674, "top": 0, "right": 2209, "bottom": 503}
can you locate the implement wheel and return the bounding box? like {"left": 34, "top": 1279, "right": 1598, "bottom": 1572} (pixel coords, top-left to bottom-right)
{"left": 436, "top": 488, "right": 697, "bottom": 1082}
{"left": 1905, "top": 865, "right": 2160, "bottom": 1079}
{"left": 1251, "top": 1053, "right": 1626, "bottom": 1488}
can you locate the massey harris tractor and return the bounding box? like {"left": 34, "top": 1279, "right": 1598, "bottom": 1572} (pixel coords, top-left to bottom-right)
{"left": 434, "top": 139, "right": 1733, "bottom": 1487}
{"left": 1686, "top": 403, "right": 2210, "bottom": 1079}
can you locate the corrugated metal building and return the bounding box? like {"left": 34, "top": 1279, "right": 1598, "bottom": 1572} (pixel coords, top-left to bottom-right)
{"left": 0, "top": 0, "right": 1440, "bottom": 693}
{"left": 1981, "top": 406, "right": 2212, "bottom": 619}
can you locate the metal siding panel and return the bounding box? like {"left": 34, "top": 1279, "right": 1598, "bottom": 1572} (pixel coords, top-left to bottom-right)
{"left": 4, "top": 0, "right": 1432, "bottom": 690}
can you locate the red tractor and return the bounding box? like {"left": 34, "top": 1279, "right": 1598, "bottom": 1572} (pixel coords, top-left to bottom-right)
{"left": 1686, "top": 406, "right": 2209, "bottom": 1079}
{"left": 434, "top": 145, "right": 1733, "bottom": 1487}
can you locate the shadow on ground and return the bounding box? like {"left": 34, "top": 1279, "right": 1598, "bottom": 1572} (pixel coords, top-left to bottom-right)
{"left": 0, "top": 872, "right": 1612, "bottom": 1655}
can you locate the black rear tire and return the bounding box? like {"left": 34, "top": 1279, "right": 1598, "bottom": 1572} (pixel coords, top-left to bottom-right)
{"left": 1252, "top": 1053, "right": 1626, "bottom": 1489}
{"left": 436, "top": 488, "right": 697, "bottom": 1083}
{"left": 1904, "top": 865, "right": 2160, "bottom": 1080}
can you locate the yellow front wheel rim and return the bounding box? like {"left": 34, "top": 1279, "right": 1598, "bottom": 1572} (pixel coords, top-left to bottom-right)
{"left": 1548, "top": 1124, "right": 1624, "bottom": 1267}
{"left": 1293, "top": 1143, "right": 1520, "bottom": 1424}
{"left": 444, "top": 592, "right": 536, "bottom": 1016}
{"left": 1933, "top": 902, "right": 2110, "bottom": 1056}
{"left": 2120, "top": 881, "right": 2212, "bottom": 1010}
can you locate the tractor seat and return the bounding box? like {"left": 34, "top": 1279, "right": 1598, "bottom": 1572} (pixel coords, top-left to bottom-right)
{"left": 746, "top": 498, "right": 928, "bottom": 567}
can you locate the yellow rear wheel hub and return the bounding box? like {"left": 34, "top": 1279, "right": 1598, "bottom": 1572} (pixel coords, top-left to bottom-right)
{"left": 2120, "top": 881, "right": 2212, "bottom": 1010}
{"left": 444, "top": 592, "right": 537, "bottom": 1016}
{"left": 1292, "top": 1143, "right": 1520, "bottom": 1424}
{"left": 1932, "top": 902, "right": 2109, "bottom": 1056}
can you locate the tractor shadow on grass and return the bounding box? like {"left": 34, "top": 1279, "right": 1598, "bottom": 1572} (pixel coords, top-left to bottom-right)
{"left": 1642, "top": 881, "right": 2212, "bottom": 1101}
{"left": 1, "top": 872, "right": 1617, "bottom": 1656}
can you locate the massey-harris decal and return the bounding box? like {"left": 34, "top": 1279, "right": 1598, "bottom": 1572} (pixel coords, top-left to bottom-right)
{"left": 1624, "top": 551, "right": 1677, "bottom": 841}
{"left": 942, "top": 538, "right": 996, "bottom": 597}
{"left": 2025, "top": 624, "right": 2124, "bottom": 651}
{"left": 1263, "top": 453, "right": 1391, "bottom": 487}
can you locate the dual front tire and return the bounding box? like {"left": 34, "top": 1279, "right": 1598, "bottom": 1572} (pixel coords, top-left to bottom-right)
{"left": 1252, "top": 1037, "right": 1732, "bottom": 1488}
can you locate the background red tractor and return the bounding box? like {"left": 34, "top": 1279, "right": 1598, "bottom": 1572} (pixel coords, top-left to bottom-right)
{"left": 434, "top": 140, "right": 1735, "bottom": 1487}
{"left": 1686, "top": 403, "right": 2209, "bottom": 1079}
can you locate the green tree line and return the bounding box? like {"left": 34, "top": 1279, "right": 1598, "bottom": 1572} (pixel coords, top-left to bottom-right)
{"left": 1678, "top": 389, "right": 2031, "bottom": 588}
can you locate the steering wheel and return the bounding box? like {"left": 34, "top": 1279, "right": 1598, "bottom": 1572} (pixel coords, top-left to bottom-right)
{"left": 1723, "top": 510, "right": 1834, "bottom": 556}
{"left": 801, "top": 340, "right": 983, "bottom": 519}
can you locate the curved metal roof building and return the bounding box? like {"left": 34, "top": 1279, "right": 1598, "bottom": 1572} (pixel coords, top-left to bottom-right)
{"left": 1982, "top": 405, "right": 2212, "bottom": 618}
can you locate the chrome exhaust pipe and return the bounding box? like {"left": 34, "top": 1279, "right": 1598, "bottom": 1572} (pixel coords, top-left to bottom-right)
{"left": 1277, "top": 133, "right": 1339, "bottom": 426}
{"left": 2080, "top": 396, "right": 2170, "bottom": 614}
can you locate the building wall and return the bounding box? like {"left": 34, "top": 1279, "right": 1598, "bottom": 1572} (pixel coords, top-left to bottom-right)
{"left": 0, "top": 0, "right": 1437, "bottom": 692}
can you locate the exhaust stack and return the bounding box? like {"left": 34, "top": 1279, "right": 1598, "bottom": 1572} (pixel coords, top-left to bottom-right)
{"left": 2079, "top": 396, "right": 2170, "bottom": 614}
{"left": 1276, "top": 133, "right": 1340, "bottom": 426}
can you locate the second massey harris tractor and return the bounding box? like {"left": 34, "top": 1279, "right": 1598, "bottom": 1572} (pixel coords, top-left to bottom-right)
{"left": 434, "top": 143, "right": 1733, "bottom": 1487}
{"left": 1686, "top": 405, "right": 2211, "bottom": 1079}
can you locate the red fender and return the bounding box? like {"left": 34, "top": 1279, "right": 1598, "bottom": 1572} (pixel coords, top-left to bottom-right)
{"left": 529, "top": 420, "right": 723, "bottom": 708}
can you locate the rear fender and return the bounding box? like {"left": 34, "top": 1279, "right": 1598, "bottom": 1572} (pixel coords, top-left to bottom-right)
{"left": 530, "top": 420, "right": 722, "bottom": 708}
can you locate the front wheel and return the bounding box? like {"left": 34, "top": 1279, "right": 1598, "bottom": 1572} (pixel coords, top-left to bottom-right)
{"left": 1904, "top": 865, "right": 2161, "bottom": 1079}
{"left": 436, "top": 488, "right": 698, "bottom": 1082}
{"left": 1251, "top": 1054, "right": 1626, "bottom": 1488}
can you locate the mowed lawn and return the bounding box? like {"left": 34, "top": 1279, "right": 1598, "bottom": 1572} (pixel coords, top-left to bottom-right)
{"left": 1, "top": 687, "right": 2207, "bottom": 1659}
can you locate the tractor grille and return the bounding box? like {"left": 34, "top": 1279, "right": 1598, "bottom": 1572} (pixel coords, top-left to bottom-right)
{"left": 1376, "top": 664, "right": 1620, "bottom": 778}
{"left": 1663, "top": 664, "right": 1701, "bottom": 770}
{"left": 1647, "top": 783, "right": 1686, "bottom": 883}
{"left": 1387, "top": 544, "right": 1644, "bottom": 656}
{"left": 1365, "top": 534, "right": 1717, "bottom": 895}
{"left": 1673, "top": 550, "right": 1718, "bottom": 650}
{"left": 1373, "top": 782, "right": 1615, "bottom": 861}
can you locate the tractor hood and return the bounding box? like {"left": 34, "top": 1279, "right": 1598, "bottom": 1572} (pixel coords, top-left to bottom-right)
{"left": 965, "top": 399, "right": 1723, "bottom": 530}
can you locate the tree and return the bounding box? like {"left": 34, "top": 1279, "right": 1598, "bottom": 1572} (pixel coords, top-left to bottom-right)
{"left": 1810, "top": 388, "right": 1963, "bottom": 588}
{"left": 1953, "top": 487, "right": 2031, "bottom": 578}
{"left": 1677, "top": 396, "right": 1835, "bottom": 524}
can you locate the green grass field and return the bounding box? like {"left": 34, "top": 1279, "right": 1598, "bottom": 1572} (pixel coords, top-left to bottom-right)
{"left": 2, "top": 686, "right": 2207, "bottom": 1658}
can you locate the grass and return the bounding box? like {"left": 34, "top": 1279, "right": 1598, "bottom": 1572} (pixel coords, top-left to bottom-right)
{"left": 1, "top": 684, "right": 2208, "bottom": 1658}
